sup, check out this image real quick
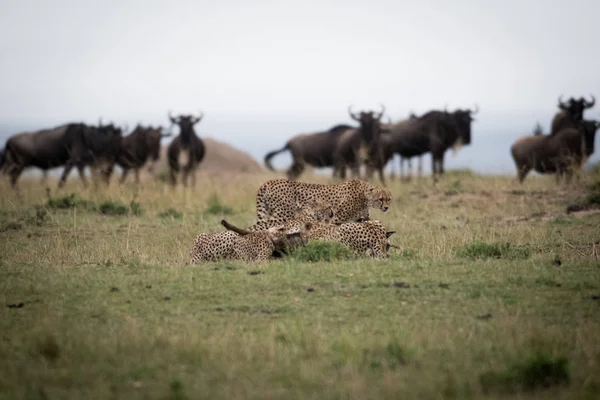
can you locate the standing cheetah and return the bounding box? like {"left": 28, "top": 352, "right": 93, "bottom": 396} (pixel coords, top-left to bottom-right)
{"left": 252, "top": 178, "right": 392, "bottom": 229}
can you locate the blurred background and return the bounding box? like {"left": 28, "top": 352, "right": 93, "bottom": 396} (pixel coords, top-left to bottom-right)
{"left": 1, "top": 0, "right": 599, "bottom": 176}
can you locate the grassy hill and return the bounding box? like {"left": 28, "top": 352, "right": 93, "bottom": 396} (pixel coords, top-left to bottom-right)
{"left": 1, "top": 171, "right": 599, "bottom": 399}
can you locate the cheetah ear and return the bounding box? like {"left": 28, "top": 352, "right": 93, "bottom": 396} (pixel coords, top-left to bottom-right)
{"left": 369, "top": 187, "right": 375, "bottom": 192}
{"left": 385, "top": 231, "right": 396, "bottom": 238}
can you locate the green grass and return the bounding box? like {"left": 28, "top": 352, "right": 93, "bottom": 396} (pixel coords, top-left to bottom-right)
{"left": 1, "top": 172, "right": 600, "bottom": 399}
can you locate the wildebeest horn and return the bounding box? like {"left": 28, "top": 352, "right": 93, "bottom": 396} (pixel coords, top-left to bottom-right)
{"left": 583, "top": 95, "right": 596, "bottom": 108}
{"left": 374, "top": 103, "right": 386, "bottom": 120}
{"left": 472, "top": 103, "right": 479, "bottom": 115}
{"left": 221, "top": 219, "right": 252, "bottom": 236}
{"left": 168, "top": 110, "right": 178, "bottom": 124}
{"left": 558, "top": 95, "right": 569, "bottom": 110}
{"left": 348, "top": 105, "right": 360, "bottom": 121}
{"left": 192, "top": 110, "right": 204, "bottom": 124}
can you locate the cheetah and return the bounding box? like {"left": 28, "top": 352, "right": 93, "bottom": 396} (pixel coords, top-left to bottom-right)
{"left": 224, "top": 219, "right": 399, "bottom": 259}
{"left": 188, "top": 222, "right": 311, "bottom": 264}
{"left": 250, "top": 199, "right": 337, "bottom": 231}
{"left": 303, "top": 220, "right": 398, "bottom": 258}
{"left": 252, "top": 178, "right": 392, "bottom": 229}
{"left": 220, "top": 220, "right": 311, "bottom": 262}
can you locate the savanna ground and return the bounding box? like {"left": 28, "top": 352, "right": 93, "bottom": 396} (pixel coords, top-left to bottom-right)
{"left": 1, "top": 168, "right": 600, "bottom": 400}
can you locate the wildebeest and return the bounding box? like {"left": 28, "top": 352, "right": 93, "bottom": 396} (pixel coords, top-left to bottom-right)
{"left": 374, "top": 107, "right": 477, "bottom": 182}
{"left": 551, "top": 95, "right": 595, "bottom": 134}
{"left": 264, "top": 123, "right": 353, "bottom": 180}
{"left": 167, "top": 111, "right": 206, "bottom": 187}
{"left": 511, "top": 119, "right": 600, "bottom": 183}
{"left": 57, "top": 122, "right": 123, "bottom": 188}
{"left": 1, "top": 122, "right": 122, "bottom": 189}
{"left": 332, "top": 105, "right": 387, "bottom": 184}
{"left": 111, "top": 124, "right": 171, "bottom": 184}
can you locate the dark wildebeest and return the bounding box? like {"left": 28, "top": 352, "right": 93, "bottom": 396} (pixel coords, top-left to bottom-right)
{"left": 332, "top": 105, "right": 387, "bottom": 184}
{"left": 112, "top": 124, "right": 171, "bottom": 184}
{"left": 0, "top": 122, "right": 123, "bottom": 190}
{"left": 551, "top": 95, "right": 595, "bottom": 134}
{"left": 375, "top": 107, "right": 477, "bottom": 183}
{"left": 57, "top": 122, "right": 123, "bottom": 188}
{"left": 167, "top": 111, "right": 206, "bottom": 187}
{"left": 511, "top": 119, "right": 600, "bottom": 183}
{"left": 264, "top": 123, "right": 353, "bottom": 180}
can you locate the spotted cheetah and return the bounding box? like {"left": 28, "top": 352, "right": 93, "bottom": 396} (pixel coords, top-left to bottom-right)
{"left": 253, "top": 178, "right": 392, "bottom": 229}
{"left": 188, "top": 222, "right": 311, "bottom": 264}
{"left": 303, "top": 220, "right": 398, "bottom": 258}
{"left": 250, "top": 199, "right": 337, "bottom": 231}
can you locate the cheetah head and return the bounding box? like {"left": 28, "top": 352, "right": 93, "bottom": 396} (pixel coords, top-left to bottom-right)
{"left": 366, "top": 186, "right": 392, "bottom": 213}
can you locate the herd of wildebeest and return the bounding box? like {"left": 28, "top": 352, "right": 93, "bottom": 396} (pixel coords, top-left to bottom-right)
{"left": 0, "top": 94, "right": 598, "bottom": 190}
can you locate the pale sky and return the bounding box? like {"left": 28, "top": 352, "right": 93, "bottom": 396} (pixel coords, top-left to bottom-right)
{"left": 1, "top": 0, "right": 599, "bottom": 173}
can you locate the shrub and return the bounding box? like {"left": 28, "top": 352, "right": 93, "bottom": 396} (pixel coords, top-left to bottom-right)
{"left": 480, "top": 353, "right": 569, "bottom": 393}
{"left": 204, "top": 195, "right": 233, "bottom": 216}
{"left": 455, "top": 241, "right": 531, "bottom": 260}
{"left": 291, "top": 240, "right": 354, "bottom": 262}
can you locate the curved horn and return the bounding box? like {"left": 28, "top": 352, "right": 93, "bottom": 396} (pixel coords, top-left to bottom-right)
{"left": 221, "top": 219, "right": 252, "bottom": 236}
{"left": 348, "top": 105, "right": 360, "bottom": 121}
{"left": 472, "top": 103, "right": 479, "bottom": 115}
{"left": 584, "top": 95, "right": 596, "bottom": 108}
{"left": 374, "top": 103, "right": 386, "bottom": 120}
{"left": 168, "top": 110, "right": 178, "bottom": 124}
{"left": 558, "top": 95, "right": 569, "bottom": 110}
{"left": 192, "top": 110, "right": 204, "bottom": 124}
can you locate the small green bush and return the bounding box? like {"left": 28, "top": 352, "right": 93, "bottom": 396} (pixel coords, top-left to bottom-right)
{"left": 97, "top": 200, "right": 143, "bottom": 216}
{"left": 455, "top": 241, "right": 531, "bottom": 260}
{"left": 158, "top": 208, "right": 183, "bottom": 219}
{"left": 291, "top": 240, "right": 354, "bottom": 262}
{"left": 204, "top": 195, "right": 233, "bottom": 216}
{"left": 46, "top": 189, "right": 92, "bottom": 210}
{"left": 480, "top": 353, "right": 570, "bottom": 393}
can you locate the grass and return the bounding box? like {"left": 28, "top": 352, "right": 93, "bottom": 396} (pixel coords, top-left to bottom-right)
{"left": 1, "top": 171, "right": 600, "bottom": 399}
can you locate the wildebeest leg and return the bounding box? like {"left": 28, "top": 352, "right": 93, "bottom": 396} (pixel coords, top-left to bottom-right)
{"left": 377, "top": 167, "right": 386, "bottom": 187}
{"left": 287, "top": 158, "right": 304, "bottom": 180}
{"left": 58, "top": 164, "right": 75, "bottom": 188}
{"left": 120, "top": 168, "right": 130, "bottom": 184}
{"left": 40, "top": 170, "right": 48, "bottom": 185}
{"left": 418, "top": 157, "right": 423, "bottom": 177}
{"left": 169, "top": 168, "right": 177, "bottom": 186}
{"left": 516, "top": 165, "right": 530, "bottom": 183}
{"left": 77, "top": 165, "right": 88, "bottom": 188}
{"left": 9, "top": 165, "right": 24, "bottom": 191}
{"left": 399, "top": 157, "right": 405, "bottom": 181}
{"left": 407, "top": 159, "right": 413, "bottom": 181}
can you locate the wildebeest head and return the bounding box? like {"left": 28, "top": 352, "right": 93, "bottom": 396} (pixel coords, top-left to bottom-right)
{"left": 451, "top": 104, "right": 478, "bottom": 145}
{"left": 348, "top": 104, "right": 387, "bottom": 142}
{"left": 558, "top": 95, "right": 595, "bottom": 122}
{"left": 146, "top": 125, "right": 171, "bottom": 161}
{"left": 168, "top": 110, "right": 203, "bottom": 145}
{"left": 580, "top": 119, "right": 600, "bottom": 157}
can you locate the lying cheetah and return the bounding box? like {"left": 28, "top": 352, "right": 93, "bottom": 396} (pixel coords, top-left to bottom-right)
{"left": 225, "top": 219, "right": 398, "bottom": 259}
{"left": 253, "top": 178, "right": 392, "bottom": 229}
{"left": 188, "top": 222, "right": 310, "bottom": 264}
{"left": 304, "top": 220, "right": 398, "bottom": 258}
